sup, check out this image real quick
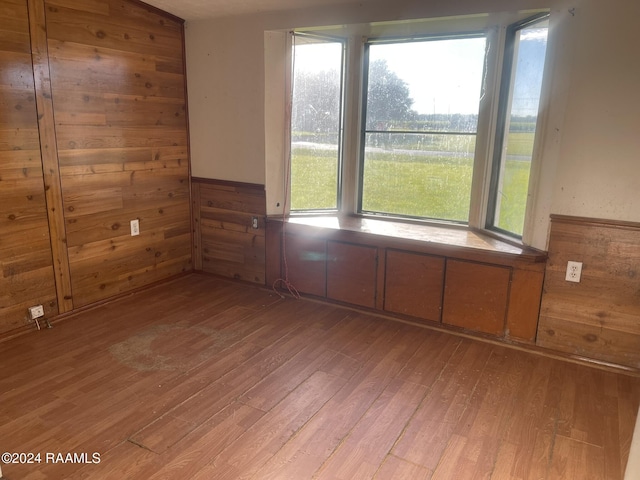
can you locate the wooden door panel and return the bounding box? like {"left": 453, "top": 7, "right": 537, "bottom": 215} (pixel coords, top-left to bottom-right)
{"left": 282, "top": 234, "right": 326, "bottom": 297}
{"left": 327, "top": 241, "right": 377, "bottom": 308}
{"left": 384, "top": 249, "right": 445, "bottom": 322}
{"left": 442, "top": 259, "right": 511, "bottom": 336}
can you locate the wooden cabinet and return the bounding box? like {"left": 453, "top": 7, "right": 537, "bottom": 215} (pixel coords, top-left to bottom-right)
{"left": 266, "top": 217, "right": 546, "bottom": 342}
{"left": 277, "top": 236, "right": 378, "bottom": 308}
{"left": 327, "top": 241, "right": 377, "bottom": 308}
{"left": 282, "top": 233, "right": 327, "bottom": 297}
{"left": 442, "top": 260, "right": 511, "bottom": 336}
{"left": 384, "top": 250, "right": 444, "bottom": 323}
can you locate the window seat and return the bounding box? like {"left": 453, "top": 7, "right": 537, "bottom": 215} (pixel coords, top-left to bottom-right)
{"left": 266, "top": 215, "right": 547, "bottom": 343}
{"left": 279, "top": 214, "right": 546, "bottom": 264}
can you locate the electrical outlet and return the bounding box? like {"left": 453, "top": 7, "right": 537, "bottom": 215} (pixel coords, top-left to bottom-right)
{"left": 29, "top": 305, "right": 45, "bottom": 320}
{"left": 130, "top": 219, "right": 140, "bottom": 236}
{"left": 565, "top": 261, "right": 583, "bottom": 283}
{"left": 252, "top": 216, "right": 259, "bottom": 229}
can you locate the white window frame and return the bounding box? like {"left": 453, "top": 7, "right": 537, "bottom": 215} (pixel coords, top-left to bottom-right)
{"left": 284, "top": 11, "right": 550, "bottom": 244}
{"left": 289, "top": 32, "right": 347, "bottom": 212}
{"left": 486, "top": 13, "right": 550, "bottom": 238}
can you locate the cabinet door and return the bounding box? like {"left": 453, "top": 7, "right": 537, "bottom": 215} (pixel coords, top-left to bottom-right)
{"left": 283, "top": 234, "right": 327, "bottom": 297}
{"left": 442, "top": 259, "right": 511, "bottom": 336}
{"left": 384, "top": 250, "right": 445, "bottom": 322}
{"left": 327, "top": 241, "right": 377, "bottom": 308}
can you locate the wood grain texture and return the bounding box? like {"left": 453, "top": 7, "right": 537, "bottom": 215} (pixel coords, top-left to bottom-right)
{"left": 195, "top": 179, "right": 266, "bottom": 284}
{"left": 506, "top": 263, "right": 545, "bottom": 342}
{"left": 0, "top": 273, "right": 638, "bottom": 479}
{"left": 280, "top": 233, "right": 327, "bottom": 297}
{"left": 45, "top": 0, "right": 191, "bottom": 307}
{"left": 384, "top": 249, "right": 445, "bottom": 323}
{"left": 0, "top": 0, "right": 58, "bottom": 334}
{"left": 442, "top": 259, "right": 511, "bottom": 336}
{"left": 537, "top": 216, "right": 640, "bottom": 368}
{"left": 327, "top": 240, "right": 378, "bottom": 308}
{"left": 1, "top": 0, "right": 191, "bottom": 334}
{"left": 267, "top": 217, "right": 546, "bottom": 342}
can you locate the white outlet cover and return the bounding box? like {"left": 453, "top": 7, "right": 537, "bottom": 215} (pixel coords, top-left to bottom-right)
{"left": 130, "top": 219, "right": 140, "bottom": 236}
{"left": 565, "top": 261, "right": 583, "bottom": 283}
{"left": 29, "top": 305, "right": 45, "bottom": 319}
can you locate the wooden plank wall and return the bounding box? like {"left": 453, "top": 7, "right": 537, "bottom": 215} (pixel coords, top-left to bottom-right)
{"left": 0, "top": 0, "right": 191, "bottom": 335}
{"left": 193, "top": 178, "right": 266, "bottom": 284}
{"left": 46, "top": 0, "right": 192, "bottom": 308}
{"left": 0, "top": 0, "right": 58, "bottom": 332}
{"left": 537, "top": 215, "right": 640, "bottom": 368}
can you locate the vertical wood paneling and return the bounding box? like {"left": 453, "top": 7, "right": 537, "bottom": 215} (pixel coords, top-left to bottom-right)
{"left": 537, "top": 216, "right": 640, "bottom": 368}
{"left": 0, "top": 0, "right": 57, "bottom": 334}
{"left": 45, "top": 0, "right": 192, "bottom": 307}
{"left": 27, "top": 0, "right": 73, "bottom": 312}
{"left": 1, "top": 0, "right": 191, "bottom": 335}
{"left": 195, "top": 179, "right": 266, "bottom": 284}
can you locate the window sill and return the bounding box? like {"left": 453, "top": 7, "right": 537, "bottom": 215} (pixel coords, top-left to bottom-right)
{"left": 269, "top": 214, "right": 546, "bottom": 265}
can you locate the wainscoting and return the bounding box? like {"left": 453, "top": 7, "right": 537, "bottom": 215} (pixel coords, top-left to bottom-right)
{"left": 537, "top": 215, "right": 640, "bottom": 369}
{"left": 192, "top": 178, "right": 266, "bottom": 283}
{"left": 146, "top": 177, "right": 640, "bottom": 372}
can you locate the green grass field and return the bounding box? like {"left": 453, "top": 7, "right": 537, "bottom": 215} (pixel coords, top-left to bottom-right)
{"left": 291, "top": 132, "right": 532, "bottom": 235}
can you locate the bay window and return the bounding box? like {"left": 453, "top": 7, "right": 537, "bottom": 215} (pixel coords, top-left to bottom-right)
{"left": 288, "top": 12, "right": 550, "bottom": 241}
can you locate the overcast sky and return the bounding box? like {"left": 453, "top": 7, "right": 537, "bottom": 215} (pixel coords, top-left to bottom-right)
{"left": 294, "top": 28, "right": 547, "bottom": 117}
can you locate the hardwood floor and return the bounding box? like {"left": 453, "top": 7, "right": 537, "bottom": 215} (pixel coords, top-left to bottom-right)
{"left": 1, "top": 273, "right": 639, "bottom": 479}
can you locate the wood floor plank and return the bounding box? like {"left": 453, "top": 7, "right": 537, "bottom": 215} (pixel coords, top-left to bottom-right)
{"left": 315, "top": 377, "right": 428, "bottom": 480}
{"left": 251, "top": 324, "right": 426, "bottom": 479}
{"left": 493, "top": 354, "right": 556, "bottom": 479}
{"left": 391, "top": 339, "right": 492, "bottom": 471}
{"left": 374, "top": 454, "right": 433, "bottom": 480}
{"left": 0, "top": 273, "right": 638, "bottom": 480}
{"left": 548, "top": 435, "right": 605, "bottom": 480}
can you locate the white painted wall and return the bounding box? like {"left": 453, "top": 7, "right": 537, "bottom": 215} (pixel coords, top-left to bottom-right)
{"left": 185, "top": 0, "right": 640, "bottom": 250}
{"left": 185, "top": 17, "right": 266, "bottom": 184}
{"left": 546, "top": 1, "right": 640, "bottom": 226}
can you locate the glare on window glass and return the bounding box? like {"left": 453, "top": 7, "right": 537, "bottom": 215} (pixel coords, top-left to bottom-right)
{"left": 290, "top": 40, "right": 343, "bottom": 211}
{"left": 361, "top": 37, "right": 486, "bottom": 222}
{"left": 493, "top": 24, "right": 548, "bottom": 236}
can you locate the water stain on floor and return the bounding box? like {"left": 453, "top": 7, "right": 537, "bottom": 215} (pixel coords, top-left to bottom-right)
{"left": 109, "top": 322, "right": 241, "bottom": 371}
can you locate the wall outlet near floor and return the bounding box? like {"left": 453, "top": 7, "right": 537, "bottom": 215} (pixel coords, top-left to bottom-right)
{"left": 251, "top": 216, "right": 259, "bottom": 229}
{"left": 29, "top": 304, "right": 45, "bottom": 320}
{"left": 130, "top": 219, "right": 140, "bottom": 236}
{"left": 565, "top": 261, "right": 583, "bottom": 283}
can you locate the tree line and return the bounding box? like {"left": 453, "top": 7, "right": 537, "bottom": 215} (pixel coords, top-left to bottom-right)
{"left": 292, "top": 59, "right": 537, "bottom": 142}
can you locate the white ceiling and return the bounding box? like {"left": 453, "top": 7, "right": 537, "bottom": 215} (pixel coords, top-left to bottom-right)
{"left": 144, "top": 0, "right": 370, "bottom": 21}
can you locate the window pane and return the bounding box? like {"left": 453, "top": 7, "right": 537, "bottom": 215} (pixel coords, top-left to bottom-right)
{"left": 492, "top": 22, "right": 548, "bottom": 235}
{"left": 290, "top": 40, "right": 343, "bottom": 211}
{"left": 362, "top": 133, "right": 475, "bottom": 220}
{"left": 361, "top": 37, "right": 485, "bottom": 222}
